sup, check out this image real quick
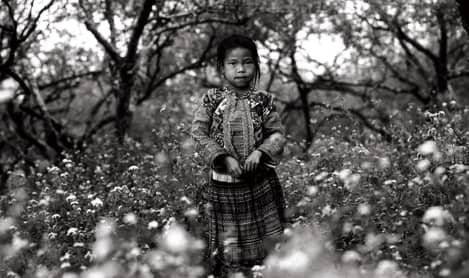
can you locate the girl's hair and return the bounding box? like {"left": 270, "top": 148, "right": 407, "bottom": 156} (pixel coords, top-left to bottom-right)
{"left": 216, "top": 34, "right": 261, "bottom": 86}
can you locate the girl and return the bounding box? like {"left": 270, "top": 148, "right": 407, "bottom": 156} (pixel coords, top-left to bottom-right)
{"left": 191, "top": 34, "right": 287, "bottom": 277}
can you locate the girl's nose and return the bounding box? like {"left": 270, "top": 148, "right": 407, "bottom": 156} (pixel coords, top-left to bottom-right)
{"left": 237, "top": 64, "right": 245, "bottom": 72}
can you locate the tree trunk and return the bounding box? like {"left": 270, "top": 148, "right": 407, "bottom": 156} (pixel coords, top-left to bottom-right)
{"left": 299, "top": 89, "right": 313, "bottom": 151}
{"left": 116, "top": 62, "right": 136, "bottom": 143}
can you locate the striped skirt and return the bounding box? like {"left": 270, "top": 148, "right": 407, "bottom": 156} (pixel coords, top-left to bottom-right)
{"left": 201, "top": 166, "right": 286, "bottom": 277}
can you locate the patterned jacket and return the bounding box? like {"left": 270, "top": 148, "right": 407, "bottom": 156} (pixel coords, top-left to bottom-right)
{"left": 191, "top": 87, "right": 286, "bottom": 171}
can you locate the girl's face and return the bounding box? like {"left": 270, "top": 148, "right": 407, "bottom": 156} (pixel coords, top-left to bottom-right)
{"left": 222, "top": 47, "right": 256, "bottom": 90}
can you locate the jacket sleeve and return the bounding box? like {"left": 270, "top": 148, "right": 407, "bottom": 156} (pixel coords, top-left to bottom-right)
{"left": 191, "top": 90, "right": 229, "bottom": 169}
{"left": 256, "top": 92, "right": 286, "bottom": 167}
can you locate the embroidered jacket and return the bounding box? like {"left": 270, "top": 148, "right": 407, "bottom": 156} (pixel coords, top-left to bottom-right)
{"left": 191, "top": 87, "right": 286, "bottom": 171}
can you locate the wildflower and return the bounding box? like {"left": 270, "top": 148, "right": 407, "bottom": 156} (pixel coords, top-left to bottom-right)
{"left": 383, "top": 179, "right": 396, "bottom": 185}
{"left": 416, "top": 159, "right": 431, "bottom": 172}
{"left": 344, "top": 173, "right": 360, "bottom": 190}
{"left": 67, "top": 228, "right": 79, "bottom": 236}
{"left": 127, "top": 247, "right": 141, "bottom": 258}
{"left": 314, "top": 171, "right": 328, "bottom": 182}
{"left": 60, "top": 262, "right": 71, "bottom": 269}
{"left": 11, "top": 233, "right": 28, "bottom": 252}
{"left": 161, "top": 223, "right": 190, "bottom": 253}
{"left": 357, "top": 203, "right": 371, "bottom": 216}
{"left": 0, "top": 217, "right": 15, "bottom": 234}
{"left": 417, "top": 141, "right": 438, "bottom": 155}
{"left": 91, "top": 198, "right": 104, "bottom": 208}
{"left": 48, "top": 232, "right": 58, "bottom": 239}
{"left": 184, "top": 208, "right": 199, "bottom": 218}
{"left": 434, "top": 166, "right": 445, "bottom": 176}
{"left": 341, "top": 250, "right": 362, "bottom": 264}
{"left": 375, "top": 260, "right": 402, "bottom": 277}
{"left": 336, "top": 169, "right": 352, "bottom": 181}
{"left": 128, "top": 165, "right": 139, "bottom": 171}
{"left": 123, "top": 213, "right": 138, "bottom": 225}
{"left": 96, "top": 220, "right": 115, "bottom": 238}
{"left": 73, "top": 242, "right": 85, "bottom": 247}
{"left": 439, "top": 268, "right": 451, "bottom": 277}
{"left": 321, "top": 205, "right": 335, "bottom": 217}
{"left": 148, "top": 221, "right": 159, "bottom": 229}
{"left": 422, "top": 206, "right": 454, "bottom": 226}
{"left": 93, "top": 237, "right": 113, "bottom": 261}
{"left": 65, "top": 194, "right": 77, "bottom": 202}
{"left": 47, "top": 166, "right": 60, "bottom": 173}
{"left": 450, "top": 164, "right": 469, "bottom": 174}
{"left": 60, "top": 252, "right": 71, "bottom": 261}
{"left": 306, "top": 186, "right": 318, "bottom": 196}
{"left": 361, "top": 161, "right": 372, "bottom": 169}
{"left": 422, "top": 227, "right": 447, "bottom": 249}
{"left": 271, "top": 250, "right": 310, "bottom": 273}
{"left": 155, "top": 151, "right": 169, "bottom": 164}
{"left": 180, "top": 196, "right": 192, "bottom": 205}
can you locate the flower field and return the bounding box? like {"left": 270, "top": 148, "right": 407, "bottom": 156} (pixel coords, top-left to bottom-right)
{"left": 1, "top": 103, "right": 469, "bottom": 278}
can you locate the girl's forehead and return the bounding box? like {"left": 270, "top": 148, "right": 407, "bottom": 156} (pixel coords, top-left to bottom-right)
{"left": 224, "top": 47, "right": 253, "bottom": 59}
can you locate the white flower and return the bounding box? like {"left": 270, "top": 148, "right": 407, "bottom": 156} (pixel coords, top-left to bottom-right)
{"left": 450, "top": 164, "right": 469, "bottom": 173}
{"left": 123, "top": 213, "right": 137, "bottom": 225}
{"left": 274, "top": 250, "right": 309, "bottom": 273}
{"left": 383, "top": 179, "right": 396, "bottom": 185}
{"left": 0, "top": 217, "right": 15, "bottom": 234}
{"left": 184, "top": 208, "right": 199, "bottom": 218}
{"left": 357, "top": 203, "right": 371, "bottom": 216}
{"left": 67, "top": 228, "right": 79, "bottom": 236}
{"left": 148, "top": 221, "right": 159, "bottom": 229}
{"left": 341, "top": 250, "right": 362, "bottom": 264}
{"left": 321, "top": 205, "right": 334, "bottom": 217}
{"left": 11, "top": 233, "right": 28, "bottom": 252}
{"left": 378, "top": 157, "right": 391, "bottom": 169}
{"left": 306, "top": 186, "right": 318, "bottom": 196}
{"left": 375, "top": 260, "right": 400, "bottom": 277}
{"left": 162, "top": 223, "right": 190, "bottom": 253}
{"left": 314, "top": 171, "right": 328, "bottom": 182}
{"left": 422, "top": 206, "right": 454, "bottom": 226}
{"left": 65, "top": 194, "right": 77, "bottom": 202}
{"left": 423, "top": 227, "right": 447, "bottom": 249}
{"left": 47, "top": 166, "right": 60, "bottom": 173}
{"left": 416, "top": 159, "right": 431, "bottom": 172}
{"left": 91, "top": 198, "right": 104, "bottom": 208}
{"left": 180, "top": 196, "right": 192, "bottom": 205}
{"left": 128, "top": 165, "right": 139, "bottom": 171}
{"left": 336, "top": 169, "right": 352, "bottom": 181}
{"left": 93, "top": 237, "right": 113, "bottom": 260}
{"left": 417, "top": 141, "right": 438, "bottom": 155}
{"left": 344, "top": 174, "right": 360, "bottom": 190}
{"left": 95, "top": 220, "right": 115, "bottom": 238}
{"left": 60, "top": 262, "right": 71, "bottom": 269}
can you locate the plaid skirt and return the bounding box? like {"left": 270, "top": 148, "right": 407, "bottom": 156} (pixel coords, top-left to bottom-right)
{"left": 201, "top": 166, "right": 286, "bottom": 276}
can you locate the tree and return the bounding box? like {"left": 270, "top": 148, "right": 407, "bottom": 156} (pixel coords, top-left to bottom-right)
{"left": 77, "top": 0, "right": 261, "bottom": 142}
{"left": 259, "top": 0, "right": 469, "bottom": 150}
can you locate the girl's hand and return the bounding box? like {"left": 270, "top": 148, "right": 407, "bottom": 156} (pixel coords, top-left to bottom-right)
{"left": 224, "top": 156, "right": 243, "bottom": 177}
{"left": 244, "top": 150, "right": 263, "bottom": 172}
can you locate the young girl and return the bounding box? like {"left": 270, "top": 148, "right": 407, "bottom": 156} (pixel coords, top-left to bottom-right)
{"left": 191, "top": 34, "right": 287, "bottom": 277}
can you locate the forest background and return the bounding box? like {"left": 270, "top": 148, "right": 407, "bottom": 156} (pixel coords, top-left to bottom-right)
{"left": 2, "top": 0, "right": 469, "bottom": 277}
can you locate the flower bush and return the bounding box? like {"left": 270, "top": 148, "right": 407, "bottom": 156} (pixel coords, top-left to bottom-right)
{"left": 0, "top": 103, "right": 468, "bottom": 278}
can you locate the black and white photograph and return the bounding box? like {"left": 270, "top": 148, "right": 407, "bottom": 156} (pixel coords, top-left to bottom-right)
{"left": 1, "top": 0, "right": 469, "bottom": 277}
